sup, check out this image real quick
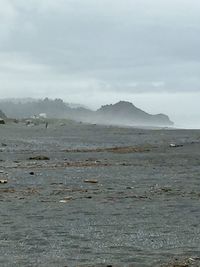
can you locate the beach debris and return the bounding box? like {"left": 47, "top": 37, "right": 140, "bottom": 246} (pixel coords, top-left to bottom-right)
{"left": 28, "top": 155, "right": 50, "bottom": 160}
{"left": 63, "top": 160, "right": 111, "bottom": 168}
{"left": 64, "top": 146, "right": 150, "bottom": 154}
{"left": 169, "top": 143, "right": 183, "bottom": 148}
{"left": 59, "top": 200, "right": 68, "bottom": 203}
{"left": 169, "top": 143, "right": 176, "bottom": 147}
{"left": 162, "top": 256, "right": 200, "bottom": 267}
{"left": 0, "top": 188, "right": 15, "bottom": 193}
{"left": 59, "top": 196, "right": 73, "bottom": 203}
{"left": 0, "top": 179, "right": 8, "bottom": 184}
{"left": 84, "top": 179, "right": 98, "bottom": 184}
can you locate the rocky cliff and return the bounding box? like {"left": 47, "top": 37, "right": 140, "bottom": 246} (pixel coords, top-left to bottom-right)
{"left": 96, "top": 101, "right": 173, "bottom": 126}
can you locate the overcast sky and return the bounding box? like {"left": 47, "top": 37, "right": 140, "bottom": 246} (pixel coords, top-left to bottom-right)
{"left": 0, "top": 0, "right": 200, "bottom": 126}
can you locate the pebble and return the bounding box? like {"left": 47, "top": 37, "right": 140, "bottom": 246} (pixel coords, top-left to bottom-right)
{"left": 59, "top": 197, "right": 73, "bottom": 203}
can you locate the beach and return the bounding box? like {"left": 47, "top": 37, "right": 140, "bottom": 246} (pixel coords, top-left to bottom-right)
{"left": 1, "top": 121, "right": 200, "bottom": 267}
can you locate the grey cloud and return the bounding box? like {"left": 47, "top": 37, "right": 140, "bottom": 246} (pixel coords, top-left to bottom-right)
{"left": 0, "top": 0, "right": 200, "bottom": 99}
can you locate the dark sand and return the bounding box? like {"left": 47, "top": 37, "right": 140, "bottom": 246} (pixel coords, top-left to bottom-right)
{"left": 1, "top": 122, "right": 200, "bottom": 267}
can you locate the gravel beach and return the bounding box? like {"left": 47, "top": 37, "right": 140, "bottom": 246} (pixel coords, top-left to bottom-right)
{"left": 1, "top": 121, "right": 200, "bottom": 267}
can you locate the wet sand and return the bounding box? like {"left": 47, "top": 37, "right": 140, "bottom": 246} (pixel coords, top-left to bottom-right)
{"left": 1, "top": 122, "right": 200, "bottom": 267}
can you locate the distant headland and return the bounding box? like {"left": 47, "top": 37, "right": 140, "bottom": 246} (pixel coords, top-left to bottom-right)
{"left": 0, "top": 98, "right": 173, "bottom": 127}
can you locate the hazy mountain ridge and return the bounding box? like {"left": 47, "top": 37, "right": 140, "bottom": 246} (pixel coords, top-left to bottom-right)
{"left": 0, "top": 98, "right": 173, "bottom": 126}
{"left": 96, "top": 101, "right": 173, "bottom": 126}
